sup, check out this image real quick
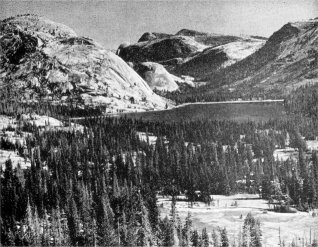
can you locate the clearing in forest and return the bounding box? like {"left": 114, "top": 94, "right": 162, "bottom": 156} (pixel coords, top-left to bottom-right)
{"left": 158, "top": 193, "right": 318, "bottom": 246}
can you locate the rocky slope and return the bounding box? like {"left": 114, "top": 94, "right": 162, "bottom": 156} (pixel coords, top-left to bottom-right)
{"left": 133, "top": 62, "right": 179, "bottom": 92}
{"left": 207, "top": 18, "right": 318, "bottom": 97}
{"left": 0, "top": 14, "right": 168, "bottom": 112}
{"left": 133, "top": 62, "right": 194, "bottom": 92}
{"left": 117, "top": 29, "right": 266, "bottom": 80}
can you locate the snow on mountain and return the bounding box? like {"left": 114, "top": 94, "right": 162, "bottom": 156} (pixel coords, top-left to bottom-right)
{"left": 117, "top": 29, "right": 266, "bottom": 81}
{"left": 218, "top": 39, "right": 266, "bottom": 67}
{"left": 177, "top": 38, "right": 265, "bottom": 77}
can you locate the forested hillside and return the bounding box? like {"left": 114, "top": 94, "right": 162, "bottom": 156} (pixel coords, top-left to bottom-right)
{"left": 1, "top": 98, "right": 318, "bottom": 246}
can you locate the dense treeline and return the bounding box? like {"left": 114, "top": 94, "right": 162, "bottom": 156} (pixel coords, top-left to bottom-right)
{"left": 156, "top": 87, "right": 241, "bottom": 105}
{"left": 285, "top": 83, "right": 318, "bottom": 119}
{"left": 0, "top": 113, "right": 265, "bottom": 246}
{"left": 1, "top": 115, "right": 165, "bottom": 246}
{"left": 1, "top": 98, "right": 318, "bottom": 246}
{"left": 0, "top": 101, "right": 103, "bottom": 119}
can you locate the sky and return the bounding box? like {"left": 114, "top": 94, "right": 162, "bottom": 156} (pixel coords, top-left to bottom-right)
{"left": 1, "top": 0, "right": 318, "bottom": 49}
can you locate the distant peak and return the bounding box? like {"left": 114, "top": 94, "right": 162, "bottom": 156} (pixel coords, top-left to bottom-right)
{"left": 267, "top": 23, "right": 300, "bottom": 44}
{"left": 1, "top": 14, "right": 77, "bottom": 39}
{"left": 2, "top": 13, "right": 39, "bottom": 22}
{"left": 176, "top": 29, "right": 207, "bottom": 36}
{"left": 138, "top": 32, "right": 171, "bottom": 42}
{"left": 138, "top": 32, "right": 157, "bottom": 42}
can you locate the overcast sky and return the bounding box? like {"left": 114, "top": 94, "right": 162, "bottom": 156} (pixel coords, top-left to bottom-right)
{"left": 1, "top": 0, "right": 318, "bottom": 49}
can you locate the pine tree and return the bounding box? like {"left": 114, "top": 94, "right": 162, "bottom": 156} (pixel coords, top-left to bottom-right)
{"left": 6, "top": 228, "right": 15, "bottom": 246}
{"left": 182, "top": 213, "right": 192, "bottom": 246}
{"left": 220, "top": 227, "right": 229, "bottom": 247}
{"left": 191, "top": 229, "right": 200, "bottom": 247}
{"left": 160, "top": 216, "right": 174, "bottom": 247}
{"left": 113, "top": 171, "right": 121, "bottom": 198}
{"left": 212, "top": 229, "right": 220, "bottom": 247}
{"left": 95, "top": 192, "right": 116, "bottom": 246}
{"left": 242, "top": 213, "right": 262, "bottom": 247}
{"left": 136, "top": 196, "right": 156, "bottom": 246}
{"left": 24, "top": 198, "right": 41, "bottom": 246}
{"left": 201, "top": 228, "right": 209, "bottom": 247}
{"left": 67, "top": 197, "right": 79, "bottom": 246}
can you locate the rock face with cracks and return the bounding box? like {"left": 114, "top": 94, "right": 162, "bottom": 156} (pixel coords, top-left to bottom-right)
{"left": 0, "top": 14, "right": 168, "bottom": 112}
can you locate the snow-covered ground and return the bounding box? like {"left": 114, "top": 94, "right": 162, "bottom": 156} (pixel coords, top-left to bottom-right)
{"left": 18, "top": 114, "right": 84, "bottom": 132}
{"left": 136, "top": 131, "right": 158, "bottom": 145}
{"left": 0, "top": 115, "right": 30, "bottom": 169}
{"left": 0, "top": 114, "right": 83, "bottom": 169}
{"left": 158, "top": 194, "right": 318, "bottom": 246}
{"left": 0, "top": 149, "right": 31, "bottom": 169}
{"left": 181, "top": 36, "right": 210, "bottom": 52}
{"left": 20, "top": 114, "right": 63, "bottom": 127}
{"left": 273, "top": 148, "right": 299, "bottom": 162}
{"left": 306, "top": 140, "right": 318, "bottom": 151}
{"left": 221, "top": 39, "right": 265, "bottom": 67}
{"left": 0, "top": 115, "right": 17, "bottom": 130}
{"left": 0, "top": 131, "right": 29, "bottom": 145}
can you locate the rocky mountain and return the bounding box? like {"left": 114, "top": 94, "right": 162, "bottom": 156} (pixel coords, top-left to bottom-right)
{"left": 0, "top": 14, "right": 168, "bottom": 112}
{"left": 204, "top": 18, "right": 318, "bottom": 97}
{"left": 117, "top": 33, "right": 208, "bottom": 65}
{"left": 133, "top": 62, "right": 179, "bottom": 92}
{"left": 133, "top": 62, "right": 194, "bottom": 92}
{"left": 117, "top": 29, "right": 266, "bottom": 80}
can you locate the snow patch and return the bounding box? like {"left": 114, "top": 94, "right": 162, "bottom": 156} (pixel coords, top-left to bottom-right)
{"left": 273, "top": 148, "right": 298, "bottom": 162}
{"left": 220, "top": 39, "right": 265, "bottom": 67}
{"left": 158, "top": 193, "right": 318, "bottom": 246}
{"left": 0, "top": 149, "right": 31, "bottom": 170}
{"left": 137, "top": 131, "right": 158, "bottom": 145}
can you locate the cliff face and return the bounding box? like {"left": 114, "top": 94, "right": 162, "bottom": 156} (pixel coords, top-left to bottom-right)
{"left": 0, "top": 14, "right": 168, "bottom": 112}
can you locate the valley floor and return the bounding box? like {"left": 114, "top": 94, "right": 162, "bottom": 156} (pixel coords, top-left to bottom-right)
{"left": 158, "top": 194, "right": 318, "bottom": 246}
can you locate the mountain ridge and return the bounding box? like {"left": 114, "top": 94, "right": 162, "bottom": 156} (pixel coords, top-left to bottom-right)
{"left": 117, "top": 28, "right": 266, "bottom": 87}
{"left": 168, "top": 18, "right": 318, "bottom": 102}
{"left": 211, "top": 18, "right": 318, "bottom": 98}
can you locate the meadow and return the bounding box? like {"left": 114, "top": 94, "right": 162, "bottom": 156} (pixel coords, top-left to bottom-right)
{"left": 159, "top": 194, "right": 318, "bottom": 247}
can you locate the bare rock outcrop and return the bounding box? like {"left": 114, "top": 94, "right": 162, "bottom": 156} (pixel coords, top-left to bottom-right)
{"left": 0, "top": 14, "right": 168, "bottom": 112}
